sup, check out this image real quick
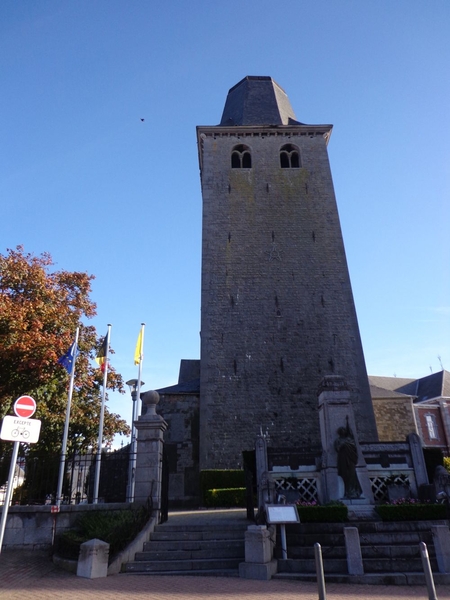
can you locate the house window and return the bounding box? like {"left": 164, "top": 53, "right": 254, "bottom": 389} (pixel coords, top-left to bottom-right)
{"left": 231, "top": 144, "right": 252, "bottom": 168}
{"left": 280, "top": 144, "right": 300, "bottom": 168}
{"left": 425, "top": 414, "right": 438, "bottom": 440}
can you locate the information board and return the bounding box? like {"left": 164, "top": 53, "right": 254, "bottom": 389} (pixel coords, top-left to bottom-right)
{"left": 266, "top": 504, "right": 300, "bottom": 524}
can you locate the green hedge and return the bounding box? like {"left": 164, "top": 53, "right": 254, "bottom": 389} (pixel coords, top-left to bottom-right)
{"left": 375, "top": 503, "right": 447, "bottom": 521}
{"left": 54, "top": 506, "right": 150, "bottom": 561}
{"left": 203, "top": 487, "right": 246, "bottom": 508}
{"left": 200, "top": 470, "right": 245, "bottom": 501}
{"left": 296, "top": 503, "right": 348, "bottom": 523}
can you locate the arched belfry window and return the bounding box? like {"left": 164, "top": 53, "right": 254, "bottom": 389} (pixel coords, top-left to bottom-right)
{"left": 231, "top": 144, "right": 252, "bottom": 169}
{"left": 280, "top": 144, "right": 300, "bottom": 168}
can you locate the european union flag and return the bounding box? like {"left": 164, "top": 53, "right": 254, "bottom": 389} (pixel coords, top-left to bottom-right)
{"left": 58, "top": 342, "right": 79, "bottom": 374}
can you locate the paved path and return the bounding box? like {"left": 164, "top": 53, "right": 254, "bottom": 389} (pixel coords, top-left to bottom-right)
{"left": 1, "top": 509, "right": 450, "bottom": 600}
{"left": 1, "top": 553, "right": 450, "bottom": 600}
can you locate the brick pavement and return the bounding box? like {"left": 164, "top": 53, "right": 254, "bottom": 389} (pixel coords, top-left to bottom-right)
{"left": 1, "top": 550, "right": 450, "bottom": 600}
{"left": 2, "top": 510, "right": 450, "bottom": 600}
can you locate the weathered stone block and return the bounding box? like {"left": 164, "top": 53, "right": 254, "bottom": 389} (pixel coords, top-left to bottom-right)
{"left": 244, "top": 525, "right": 272, "bottom": 564}
{"left": 239, "top": 559, "right": 277, "bottom": 580}
{"left": 77, "top": 538, "right": 109, "bottom": 579}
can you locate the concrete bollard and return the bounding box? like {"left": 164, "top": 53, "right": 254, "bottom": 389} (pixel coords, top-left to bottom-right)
{"left": 77, "top": 538, "right": 110, "bottom": 579}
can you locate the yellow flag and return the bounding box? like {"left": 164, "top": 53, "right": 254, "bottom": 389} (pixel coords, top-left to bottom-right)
{"left": 134, "top": 329, "right": 143, "bottom": 365}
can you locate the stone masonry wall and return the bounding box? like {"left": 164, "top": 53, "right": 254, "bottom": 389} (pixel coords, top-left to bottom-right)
{"left": 157, "top": 392, "right": 200, "bottom": 506}
{"left": 3, "top": 503, "right": 128, "bottom": 550}
{"left": 198, "top": 126, "right": 378, "bottom": 470}
{"left": 372, "top": 397, "right": 418, "bottom": 441}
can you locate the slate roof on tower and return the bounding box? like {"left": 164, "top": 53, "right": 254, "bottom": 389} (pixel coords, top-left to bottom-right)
{"left": 219, "top": 76, "right": 303, "bottom": 126}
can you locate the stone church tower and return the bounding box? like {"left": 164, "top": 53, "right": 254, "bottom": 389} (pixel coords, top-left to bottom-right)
{"left": 197, "top": 76, "right": 378, "bottom": 470}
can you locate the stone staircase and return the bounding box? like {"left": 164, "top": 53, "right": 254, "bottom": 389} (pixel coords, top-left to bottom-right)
{"left": 274, "top": 520, "right": 450, "bottom": 585}
{"left": 123, "top": 510, "right": 450, "bottom": 584}
{"left": 124, "top": 509, "right": 249, "bottom": 576}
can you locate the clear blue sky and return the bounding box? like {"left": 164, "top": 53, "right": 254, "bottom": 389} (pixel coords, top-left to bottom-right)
{"left": 2, "top": 1, "right": 450, "bottom": 440}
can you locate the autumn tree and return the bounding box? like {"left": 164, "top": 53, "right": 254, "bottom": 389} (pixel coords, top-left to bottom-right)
{"left": 0, "top": 246, "right": 129, "bottom": 454}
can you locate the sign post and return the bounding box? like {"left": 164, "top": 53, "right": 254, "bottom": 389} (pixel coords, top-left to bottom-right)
{"left": 14, "top": 395, "right": 37, "bottom": 419}
{"left": 265, "top": 504, "right": 300, "bottom": 560}
{"left": 0, "top": 395, "right": 40, "bottom": 553}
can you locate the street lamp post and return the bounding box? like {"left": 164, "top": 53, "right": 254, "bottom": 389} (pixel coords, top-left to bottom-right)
{"left": 126, "top": 378, "right": 144, "bottom": 503}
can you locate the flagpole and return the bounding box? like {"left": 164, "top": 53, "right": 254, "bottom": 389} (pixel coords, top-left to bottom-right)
{"left": 56, "top": 327, "right": 79, "bottom": 507}
{"left": 93, "top": 324, "right": 111, "bottom": 504}
{"left": 127, "top": 323, "right": 145, "bottom": 503}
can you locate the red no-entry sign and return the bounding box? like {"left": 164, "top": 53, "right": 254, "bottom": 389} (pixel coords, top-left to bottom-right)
{"left": 14, "top": 395, "right": 36, "bottom": 418}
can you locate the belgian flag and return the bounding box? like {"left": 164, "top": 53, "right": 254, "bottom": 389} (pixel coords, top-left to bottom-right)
{"left": 95, "top": 335, "right": 108, "bottom": 372}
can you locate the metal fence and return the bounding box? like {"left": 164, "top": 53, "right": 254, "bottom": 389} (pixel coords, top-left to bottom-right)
{"left": 0, "top": 444, "right": 130, "bottom": 505}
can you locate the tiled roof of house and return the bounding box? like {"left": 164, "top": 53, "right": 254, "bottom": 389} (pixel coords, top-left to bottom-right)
{"left": 368, "top": 375, "right": 415, "bottom": 391}
{"left": 369, "top": 384, "right": 414, "bottom": 399}
{"left": 395, "top": 370, "right": 450, "bottom": 402}
{"left": 369, "top": 370, "right": 450, "bottom": 403}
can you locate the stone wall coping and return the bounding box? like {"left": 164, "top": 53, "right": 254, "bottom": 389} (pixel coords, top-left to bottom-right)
{"left": 7, "top": 502, "right": 130, "bottom": 514}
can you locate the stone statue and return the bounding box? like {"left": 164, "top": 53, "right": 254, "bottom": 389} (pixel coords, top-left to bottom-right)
{"left": 334, "top": 418, "right": 362, "bottom": 499}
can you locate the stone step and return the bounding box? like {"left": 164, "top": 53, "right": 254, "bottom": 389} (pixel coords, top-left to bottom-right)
{"left": 286, "top": 519, "right": 447, "bottom": 534}
{"left": 278, "top": 558, "right": 348, "bottom": 574}
{"left": 278, "top": 555, "right": 440, "bottom": 576}
{"left": 363, "top": 557, "right": 439, "bottom": 573}
{"left": 286, "top": 543, "right": 436, "bottom": 560}
{"left": 150, "top": 529, "right": 245, "bottom": 542}
{"left": 358, "top": 532, "right": 432, "bottom": 545}
{"left": 287, "top": 530, "right": 434, "bottom": 548}
{"left": 287, "top": 546, "right": 347, "bottom": 559}
{"left": 136, "top": 546, "right": 244, "bottom": 561}
{"left": 125, "top": 557, "right": 242, "bottom": 573}
{"left": 154, "top": 523, "right": 247, "bottom": 532}
{"left": 287, "top": 533, "right": 345, "bottom": 546}
{"left": 123, "top": 568, "right": 241, "bottom": 577}
{"left": 361, "top": 545, "right": 435, "bottom": 559}
{"left": 273, "top": 572, "right": 450, "bottom": 586}
{"left": 143, "top": 538, "right": 244, "bottom": 552}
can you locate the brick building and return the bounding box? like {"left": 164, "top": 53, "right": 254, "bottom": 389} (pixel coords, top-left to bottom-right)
{"left": 370, "top": 371, "right": 450, "bottom": 458}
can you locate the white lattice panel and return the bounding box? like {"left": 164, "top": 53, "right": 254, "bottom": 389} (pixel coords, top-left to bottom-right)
{"left": 274, "top": 477, "right": 318, "bottom": 503}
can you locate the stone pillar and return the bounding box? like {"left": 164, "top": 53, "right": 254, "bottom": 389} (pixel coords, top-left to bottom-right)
{"left": 255, "top": 435, "right": 275, "bottom": 510}
{"left": 77, "top": 538, "right": 109, "bottom": 579}
{"left": 431, "top": 525, "right": 450, "bottom": 573}
{"left": 134, "top": 391, "right": 168, "bottom": 517}
{"left": 344, "top": 527, "right": 364, "bottom": 575}
{"left": 318, "top": 375, "right": 374, "bottom": 505}
{"left": 239, "top": 525, "right": 277, "bottom": 580}
{"left": 408, "top": 432, "right": 429, "bottom": 487}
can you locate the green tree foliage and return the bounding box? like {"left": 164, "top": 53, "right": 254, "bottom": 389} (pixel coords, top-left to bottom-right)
{"left": 444, "top": 456, "right": 450, "bottom": 474}
{"left": 0, "top": 246, "right": 130, "bottom": 454}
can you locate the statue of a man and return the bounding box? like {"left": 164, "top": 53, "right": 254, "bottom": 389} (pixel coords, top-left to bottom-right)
{"left": 334, "top": 418, "right": 362, "bottom": 499}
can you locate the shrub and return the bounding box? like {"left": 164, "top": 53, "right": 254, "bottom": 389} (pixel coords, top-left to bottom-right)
{"left": 443, "top": 457, "right": 450, "bottom": 473}
{"left": 203, "top": 487, "right": 246, "bottom": 508}
{"left": 55, "top": 506, "right": 150, "bottom": 562}
{"left": 375, "top": 500, "right": 447, "bottom": 521}
{"left": 296, "top": 500, "right": 348, "bottom": 523}
{"left": 200, "top": 470, "right": 245, "bottom": 502}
